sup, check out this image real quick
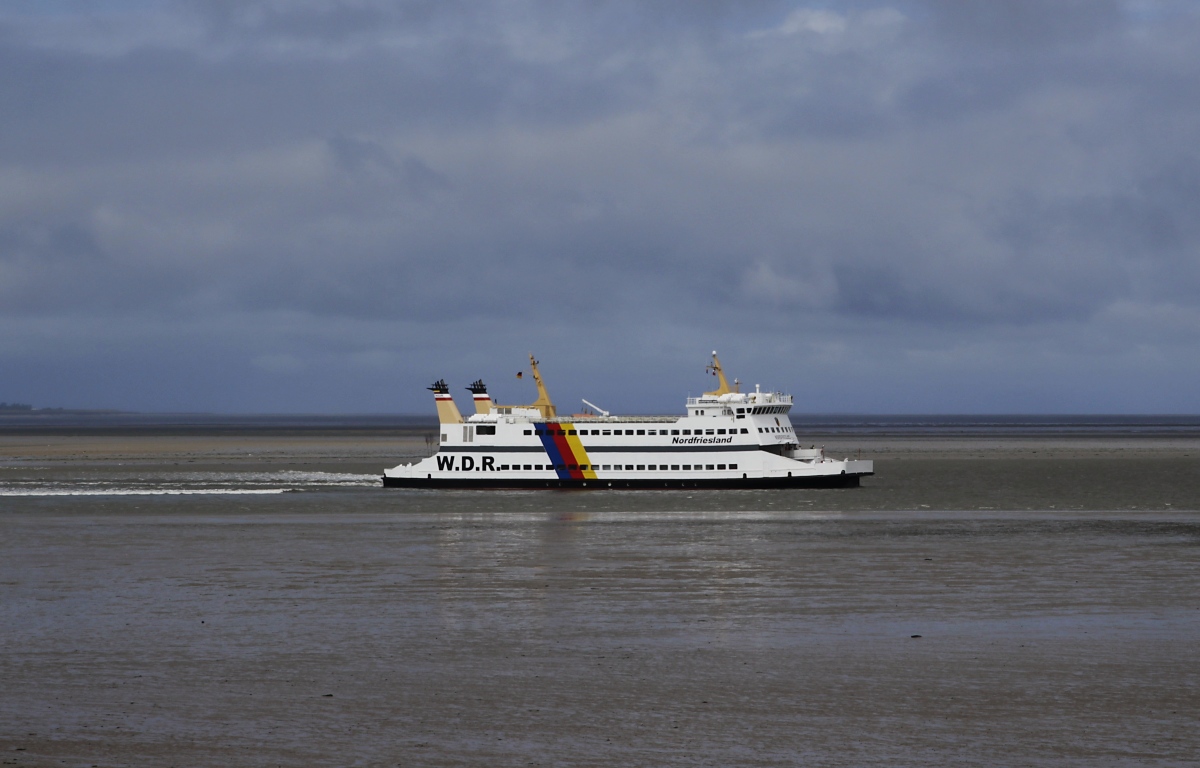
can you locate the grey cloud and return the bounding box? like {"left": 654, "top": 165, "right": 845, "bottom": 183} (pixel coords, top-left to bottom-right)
{"left": 4, "top": 2, "right": 1200, "bottom": 411}
{"left": 919, "top": 0, "right": 1124, "bottom": 48}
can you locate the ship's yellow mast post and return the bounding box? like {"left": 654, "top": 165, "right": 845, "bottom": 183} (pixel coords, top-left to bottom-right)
{"left": 704, "top": 351, "right": 738, "bottom": 397}
{"left": 528, "top": 353, "right": 557, "bottom": 419}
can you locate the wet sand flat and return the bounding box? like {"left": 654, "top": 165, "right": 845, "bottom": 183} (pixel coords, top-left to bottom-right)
{"left": 1, "top": 433, "right": 1199, "bottom": 765}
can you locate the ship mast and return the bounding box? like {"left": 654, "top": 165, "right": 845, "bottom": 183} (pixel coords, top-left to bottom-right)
{"left": 528, "top": 353, "right": 557, "bottom": 419}
{"left": 704, "top": 351, "right": 736, "bottom": 396}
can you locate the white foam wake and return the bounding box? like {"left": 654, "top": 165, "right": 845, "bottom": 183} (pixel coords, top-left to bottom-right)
{"left": 0, "top": 488, "right": 289, "bottom": 497}
{"left": 0, "top": 470, "right": 382, "bottom": 496}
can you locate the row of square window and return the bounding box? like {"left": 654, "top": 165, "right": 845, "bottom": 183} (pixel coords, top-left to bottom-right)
{"left": 529, "top": 427, "right": 752, "bottom": 436}
{"left": 499, "top": 463, "right": 739, "bottom": 471}
{"left": 526, "top": 427, "right": 791, "bottom": 436}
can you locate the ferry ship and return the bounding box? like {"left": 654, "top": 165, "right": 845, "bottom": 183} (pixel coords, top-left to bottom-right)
{"left": 382, "top": 353, "right": 873, "bottom": 489}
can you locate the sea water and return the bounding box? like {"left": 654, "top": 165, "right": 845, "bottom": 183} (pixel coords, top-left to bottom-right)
{"left": 1, "top": 416, "right": 1198, "bottom": 766}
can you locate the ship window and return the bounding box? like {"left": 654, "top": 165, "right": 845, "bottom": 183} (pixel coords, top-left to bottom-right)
{"left": 440, "top": 433, "right": 447, "bottom": 442}
{"left": 556, "top": 464, "right": 565, "bottom": 470}
{"left": 756, "top": 428, "right": 763, "bottom": 433}
{"left": 523, "top": 430, "right": 531, "bottom": 435}
{"left": 741, "top": 428, "right": 748, "bottom": 434}
{"left": 568, "top": 464, "right": 577, "bottom": 470}
{"left": 524, "top": 465, "right": 532, "bottom": 470}
{"left": 682, "top": 429, "right": 691, "bottom": 435}
{"left": 729, "top": 464, "right": 737, "bottom": 470}
{"left": 706, "top": 464, "right": 715, "bottom": 470}
{"left": 602, "top": 465, "right": 611, "bottom": 470}
{"left": 671, "top": 429, "right": 679, "bottom": 435}
{"left": 568, "top": 429, "right": 576, "bottom": 435}
{"left": 706, "top": 429, "right": 714, "bottom": 435}
{"left": 636, "top": 430, "right": 645, "bottom": 435}
{"left": 671, "top": 465, "right": 680, "bottom": 470}
{"left": 477, "top": 425, "right": 496, "bottom": 435}
{"left": 599, "top": 430, "right": 608, "bottom": 435}
{"left": 682, "top": 465, "right": 691, "bottom": 470}
{"left": 717, "top": 429, "right": 726, "bottom": 435}
{"left": 625, "top": 464, "right": 634, "bottom": 470}
{"left": 718, "top": 464, "right": 726, "bottom": 470}
{"left": 501, "top": 464, "right": 510, "bottom": 470}
{"left": 636, "top": 465, "right": 645, "bottom": 470}
{"left": 647, "top": 464, "right": 656, "bottom": 470}
{"left": 736, "top": 408, "right": 744, "bottom": 414}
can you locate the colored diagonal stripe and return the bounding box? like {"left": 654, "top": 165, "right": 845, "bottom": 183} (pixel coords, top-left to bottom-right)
{"left": 536, "top": 423, "right": 596, "bottom": 480}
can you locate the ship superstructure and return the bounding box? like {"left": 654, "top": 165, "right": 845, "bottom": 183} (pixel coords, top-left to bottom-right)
{"left": 382, "top": 353, "right": 873, "bottom": 489}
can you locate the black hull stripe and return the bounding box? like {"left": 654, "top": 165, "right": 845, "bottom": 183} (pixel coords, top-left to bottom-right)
{"left": 438, "top": 444, "right": 778, "bottom": 453}
{"left": 382, "top": 474, "right": 869, "bottom": 490}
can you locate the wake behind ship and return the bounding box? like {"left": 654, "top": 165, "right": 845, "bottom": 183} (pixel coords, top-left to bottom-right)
{"left": 382, "top": 353, "right": 873, "bottom": 489}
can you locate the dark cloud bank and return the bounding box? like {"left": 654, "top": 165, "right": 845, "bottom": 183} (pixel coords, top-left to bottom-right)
{"left": 2, "top": 0, "right": 1199, "bottom": 413}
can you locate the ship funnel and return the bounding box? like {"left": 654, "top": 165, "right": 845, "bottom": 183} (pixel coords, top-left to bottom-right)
{"left": 428, "top": 379, "right": 464, "bottom": 424}
{"left": 466, "top": 379, "right": 493, "bottom": 415}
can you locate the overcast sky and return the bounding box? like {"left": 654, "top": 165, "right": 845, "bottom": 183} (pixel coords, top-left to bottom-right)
{"left": 2, "top": 0, "right": 1199, "bottom": 414}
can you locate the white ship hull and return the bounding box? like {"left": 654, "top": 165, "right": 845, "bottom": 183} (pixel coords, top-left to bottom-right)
{"left": 383, "top": 353, "right": 872, "bottom": 490}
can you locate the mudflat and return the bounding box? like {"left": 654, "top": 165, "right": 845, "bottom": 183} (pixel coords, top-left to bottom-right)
{"left": 1, "top": 432, "right": 1198, "bottom": 766}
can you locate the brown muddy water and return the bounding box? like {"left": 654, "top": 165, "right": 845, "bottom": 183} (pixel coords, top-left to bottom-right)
{"left": 1, "top": 432, "right": 1199, "bottom": 766}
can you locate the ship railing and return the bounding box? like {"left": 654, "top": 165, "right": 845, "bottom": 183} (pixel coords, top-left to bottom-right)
{"left": 686, "top": 394, "right": 792, "bottom": 407}
{"left": 536, "top": 415, "right": 679, "bottom": 424}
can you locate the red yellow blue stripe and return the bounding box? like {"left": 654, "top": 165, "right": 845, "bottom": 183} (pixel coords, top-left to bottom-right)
{"left": 536, "top": 423, "right": 597, "bottom": 480}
